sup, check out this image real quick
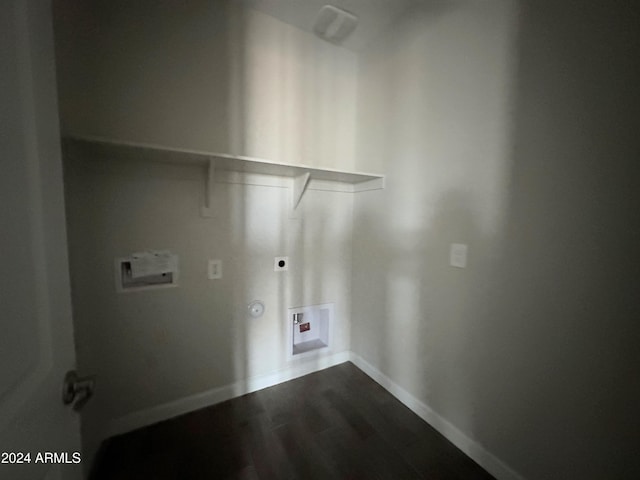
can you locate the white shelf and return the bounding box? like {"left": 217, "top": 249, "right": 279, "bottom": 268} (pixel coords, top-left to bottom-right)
{"left": 63, "top": 136, "right": 384, "bottom": 217}
{"left": 63, "top": 136, "right": 384, "bottom": 186}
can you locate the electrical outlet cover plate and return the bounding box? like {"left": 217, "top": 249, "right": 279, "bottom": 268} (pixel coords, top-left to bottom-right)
{"left": 450, "top": 243, "right": 468, "bottom": 268}
{"left": 274, "top": 256, "right": 289, "bottom": 271}
{"left": 208, "top": 259, "right": 222, "bottom": 279}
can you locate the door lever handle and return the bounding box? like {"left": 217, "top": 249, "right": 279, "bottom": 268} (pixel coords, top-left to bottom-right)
{"left": 62, "top": 370, "right": 95, "bottom": 412}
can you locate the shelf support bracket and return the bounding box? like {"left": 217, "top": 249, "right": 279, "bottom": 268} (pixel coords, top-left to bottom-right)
{"left": 201, "top": 158, "right": 216, "bottom": 217}
{"left": 292, "top": 172, "right": 311, "bottom": 211}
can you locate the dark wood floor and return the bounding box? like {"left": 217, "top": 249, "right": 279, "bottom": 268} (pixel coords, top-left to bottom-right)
{"left": 91, "top": 362, "right": 494, "bottom": 480}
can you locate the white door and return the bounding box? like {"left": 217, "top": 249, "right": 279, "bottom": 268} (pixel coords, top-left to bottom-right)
{"left": 1, "top": 0, "right": 83, "bottom": 479}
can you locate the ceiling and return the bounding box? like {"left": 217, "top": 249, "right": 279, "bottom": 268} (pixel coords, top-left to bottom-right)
{"left": 242, "top": 0, "right": 421, "bottom": 51}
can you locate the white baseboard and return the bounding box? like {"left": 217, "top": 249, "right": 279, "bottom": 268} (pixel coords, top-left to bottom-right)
{"left": 349, "top": 352, "right": 525, "bottom": 480}
{"left": 106, "top": 350, "right": 522, "bottom": 480}
{"left": 107, "top": 351, "right": 350, "bottom": 438}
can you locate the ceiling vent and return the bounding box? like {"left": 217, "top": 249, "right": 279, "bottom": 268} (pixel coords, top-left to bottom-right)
{"left": 313, "top": 5, "right": 358, "bottom": 44}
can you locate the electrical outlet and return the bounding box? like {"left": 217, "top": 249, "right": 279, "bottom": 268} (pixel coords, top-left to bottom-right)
{"left": 208, "top": 259, "right": 222, "bottom": 279}
{"left": 274, "top": 256, "right": 289, "bottom": 271}
{"left": 449, "top": 244, "right": 467, "bottom": 268}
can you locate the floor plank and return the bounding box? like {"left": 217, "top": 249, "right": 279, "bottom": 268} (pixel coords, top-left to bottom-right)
{"left": 91, "top": 362, "right": 495, "bottom": 480}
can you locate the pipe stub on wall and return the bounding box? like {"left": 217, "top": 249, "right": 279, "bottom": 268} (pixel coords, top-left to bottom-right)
{"left": 248, "top": 300, "right": 265, "bottom": 318}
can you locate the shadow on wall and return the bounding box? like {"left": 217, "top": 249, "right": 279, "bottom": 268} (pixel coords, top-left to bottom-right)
{"left": 352, "top": 188, "right": 493, "bottom": 437}
{"left": 473, "top": 1, "right": 640, "bottom": 477}
{"left": 351, "top": 0, "right": 640, "bottom": 479}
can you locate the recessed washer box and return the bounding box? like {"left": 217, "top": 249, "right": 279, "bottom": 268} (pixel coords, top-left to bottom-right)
{"left": 288, "top": 303, "right": 333, "bottom": 357}
{"left": 115, "top": 251, "right": 178, "bottom": 292}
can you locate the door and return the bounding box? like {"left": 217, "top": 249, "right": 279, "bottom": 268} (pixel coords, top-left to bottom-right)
{"left": 1, "top": 0, "right": 82, "bottom": 479}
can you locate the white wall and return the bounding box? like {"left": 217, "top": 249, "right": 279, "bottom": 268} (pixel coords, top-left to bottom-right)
{"left": 54, "top": 0, "right": 234, "bottom": 154}
{"left": 54, "top": 0, "right": 361, "bottom": 466}
{"left": 64, "top": 152, "right": 354, "bottom": 462}
{"left": 352, "top": 1, "right": 640, "bottom": 479}
{"left": 54, "top": 0, "right": 358, "bottom": 171}
{"left": 353, "top": 0, "right": 517, "bottom": 389}
{"left": 240, "top": 8, "right": 357, "bottom": 170}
